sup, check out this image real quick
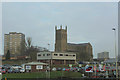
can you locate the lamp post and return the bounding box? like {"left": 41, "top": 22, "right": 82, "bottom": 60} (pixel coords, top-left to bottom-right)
{"left": 112, "top": 28, "right": 118, "bottom": 79}
{"left": 48, "top": 43, "right": 50, "bottom": 79}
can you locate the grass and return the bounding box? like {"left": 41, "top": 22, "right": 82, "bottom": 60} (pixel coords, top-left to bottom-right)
{"left": 2, "top": 71, "right": 82, "bottom": 79}
{"left": 2, "top": 60, "right": 31, "bottom": 65}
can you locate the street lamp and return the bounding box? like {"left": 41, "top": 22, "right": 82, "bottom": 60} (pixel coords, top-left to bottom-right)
{"left": 112, "top": 28, "right": 118, "bottom": 79}
{"left": 47, "top": 43, "right": 50, "bottom": 79}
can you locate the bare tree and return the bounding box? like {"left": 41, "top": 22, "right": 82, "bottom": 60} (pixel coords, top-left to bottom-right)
{"left": 23, "top": 37, "right": 49, "bottom": 61}
{"left": 26, "top": 37, "right": 32, "bottom": 49}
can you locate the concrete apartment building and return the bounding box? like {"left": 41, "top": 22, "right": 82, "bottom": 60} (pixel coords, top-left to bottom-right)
{"left": 97, "top": 51, "right": 109, "bottom": 61}
{"left": 55, "top": 25, "right": 93, "bottom": 61}
{"left": 4, "top": 32, "right": 25, "bottom": 57}
{"left": 37, "top": 52, "right": 76, "bottom": 64}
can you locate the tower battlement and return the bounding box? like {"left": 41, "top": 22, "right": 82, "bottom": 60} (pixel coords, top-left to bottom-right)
{"left": 55, "top": 25, "right": 67, "bottom": 31}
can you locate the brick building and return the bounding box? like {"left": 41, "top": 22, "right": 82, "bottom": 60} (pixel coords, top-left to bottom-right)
{"left": 24, "top": 62, "right": 48, "bottom": 72}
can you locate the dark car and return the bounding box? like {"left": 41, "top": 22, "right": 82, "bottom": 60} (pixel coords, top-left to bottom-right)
{"left": 57, "top": 68, "right": 62, "bottom": 71}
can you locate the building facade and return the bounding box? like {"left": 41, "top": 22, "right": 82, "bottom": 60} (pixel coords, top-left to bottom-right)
{"left": 4, "top": 32, "right": 25, "bottom": 57}
{"left": 37, "top": 52, "right": 76, "bottom": 64}
{"left": 24, "top": 62, "right": 48, "bottom": 72}
{"left": 54, "top": 25, "right": 93, "bottom": 61}
{"left": 67, "top": 43, "right": 93, "bottom": 61}
{"left": 97, "top": 51, "right": 109, "bottom": 60}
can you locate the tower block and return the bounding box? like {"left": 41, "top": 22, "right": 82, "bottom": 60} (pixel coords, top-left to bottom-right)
{"left": 55, "top": 25, "right": 67, "bottom": 52}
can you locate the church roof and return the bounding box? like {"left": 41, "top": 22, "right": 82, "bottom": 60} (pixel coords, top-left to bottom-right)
{"left": 67, "top": 43, "right": 91, "bottom": 46}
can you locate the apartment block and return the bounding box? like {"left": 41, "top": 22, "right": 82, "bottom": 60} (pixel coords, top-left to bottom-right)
{"left": 97, "top": 51, "right": 109, "bottom": 60}
{"left": 4, "top": 32, "right": 25, "bottom": 57}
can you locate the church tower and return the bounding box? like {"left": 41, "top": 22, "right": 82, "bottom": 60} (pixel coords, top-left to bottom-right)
{"left": 55, "top": 25, "right": 67, "bottom": 52}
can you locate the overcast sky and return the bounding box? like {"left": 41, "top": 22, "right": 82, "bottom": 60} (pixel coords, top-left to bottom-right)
{"left": 2, "top": 2, "right": 118, "bottom": 58}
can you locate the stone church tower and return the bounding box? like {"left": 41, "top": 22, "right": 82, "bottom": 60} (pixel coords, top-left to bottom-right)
{"left": 55, "top": 25, "right": 67, "bottom": 52}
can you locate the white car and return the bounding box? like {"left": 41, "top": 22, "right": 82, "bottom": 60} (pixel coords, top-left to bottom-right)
{"left": 20, "top": 68, "right": 25, "bottom": 73}
{"left": 12, "top": 65, "right": 22, "bottom": 69}
{"left": 52, "top": 67, "right": 56, "bottom": 71}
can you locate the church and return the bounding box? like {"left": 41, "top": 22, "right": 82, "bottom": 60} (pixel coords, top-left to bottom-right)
{"left": 55, "top": 25, "right": 93, "bottom": 61}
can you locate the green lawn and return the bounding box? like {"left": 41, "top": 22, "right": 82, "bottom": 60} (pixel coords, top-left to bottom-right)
{"left": 2, "top": 71, "right": 82, "bottom": 79}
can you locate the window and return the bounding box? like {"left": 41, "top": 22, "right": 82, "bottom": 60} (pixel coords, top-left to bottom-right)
{"left": 59, "top": 54, "right": 63, "bottom": 56}
{"left": 47, "top": 54, "right": 50, "bottom": 56}
{"left": 26, "top": 65, "right": 31, "bottom": 70}
{"left": 38, "top": 54, "right": 41, "bottom": 56}
{"left": 69, "top": 55, "right": 72, "bottom": 56}
{"left": 54, "top": 54, "right": 58, "bottom": 56}
{"left": 43, "top": 54, "right": 45, "bottom": 56}
{"left": 73, "top": 55, "right": 75, "bottom": 57}
{"left": 65, "top": 54, "right": 68, "bottom": 56}
{"left": 36, "top": 65, "right": 43, "bottom": 69}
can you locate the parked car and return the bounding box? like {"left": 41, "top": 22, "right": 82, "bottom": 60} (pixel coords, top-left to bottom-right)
{"left": 57, "top": 68, "right": 62, "bottom": 71}
{"left": 62, "top": 68, "right": 66, "bottom": 71}
{"left": 12, "top": 65, "right": 22, "bottom": 69}
{"left": 20, "top": 68, "right": 25, "bottom": 73}
{"left": 1, "top": 67, "right": 8, "bottom": 73}
{"left": 65, "top": 68, "right": 70, "bottom": 71}
{"left": 71, "top": 67, "right": 77, "bottom": 72}
{"left": 52, "top": 67, "right": 56, "bottom": 71}
{"left": 3, "top": 64, "right": 11, "bottom": 69}
{"left": 8, "top": 68, "right": 14, "bottom": 73}
{"left": 1, "top": 69, "right": 6, "bottom": 74}
{"left": 13, "top": 69, "right": 20, "bottom": 73}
